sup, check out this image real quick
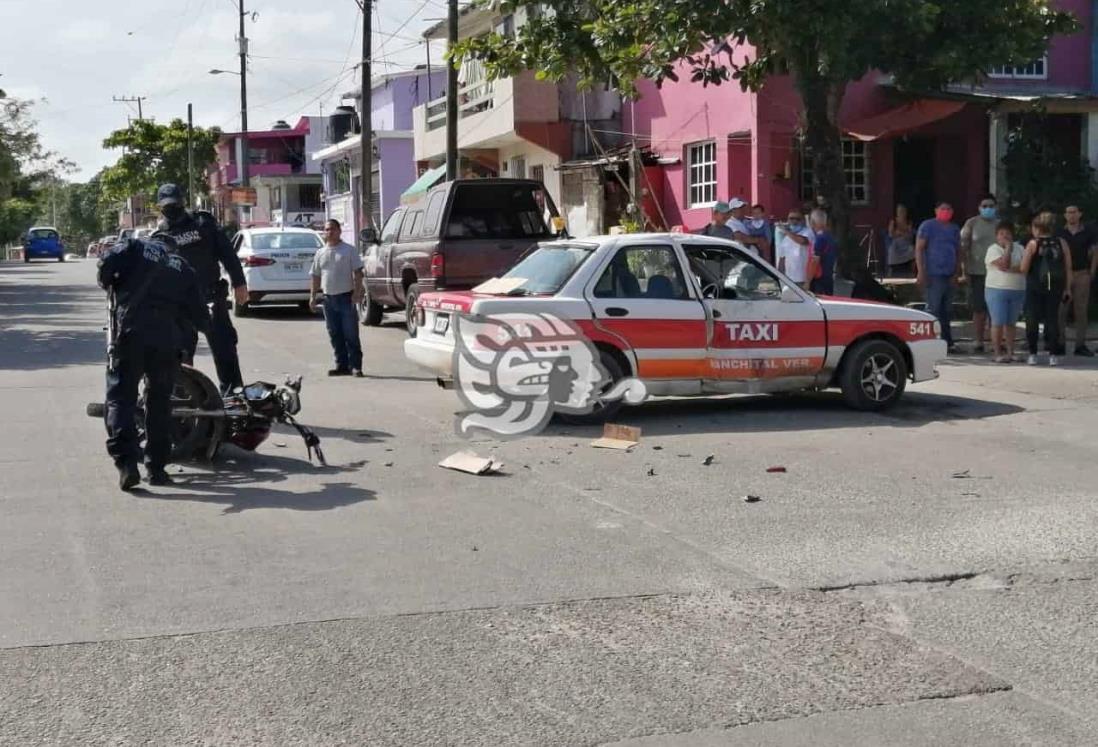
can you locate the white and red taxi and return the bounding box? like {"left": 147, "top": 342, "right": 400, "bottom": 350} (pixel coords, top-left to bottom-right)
{"left": 404, "top": 233, "right": 946, "bottom": 412}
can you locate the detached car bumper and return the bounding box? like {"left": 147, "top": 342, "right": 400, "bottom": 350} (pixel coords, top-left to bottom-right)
{"left": 404, "top": 337, "right": 454, "bottom": 377}
{"left": 909, "top": 339, "right": 948, "bottom": 382}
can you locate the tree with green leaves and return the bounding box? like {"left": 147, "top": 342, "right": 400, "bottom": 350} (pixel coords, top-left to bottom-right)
{"left": 99, "top": 118, "right": 220, "bottom": 213}
{"left": 0, "top": 90, "right": 76, "bottom": 244}
{"left": 456, "top": 0, "right": 1077, "bottom": 273}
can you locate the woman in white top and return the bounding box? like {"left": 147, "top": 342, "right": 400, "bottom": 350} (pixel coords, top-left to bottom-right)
{"left": 984, "top": 221, "right": 1026, "bottom": 363}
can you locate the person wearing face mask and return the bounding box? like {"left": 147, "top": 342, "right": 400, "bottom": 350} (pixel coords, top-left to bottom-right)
{"left": 776, "top": 210, "right": 814, "bottom": 291}
{"left": 154, "top": 183, "right": 248, "bottom": 393}
{"left": 960, "top": 194, "right": 999, "bottom": 353}
{"left": 915, "top": 201, "right": 962, "bottom": 353}
{"left": 747, "top": 204, "right": 773, "bottom": 247}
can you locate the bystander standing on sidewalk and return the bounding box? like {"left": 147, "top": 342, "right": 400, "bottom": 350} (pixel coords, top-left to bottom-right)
{"left": 1021, "top": 212, "right": 1073, "bottom": 367}
{"left": 916, "top": 202, "right": 962, "bottom": 353}
{"left": 985, "top": 221, "right": 1026, "bottom": 363}
{"left": 776, "top": 209, "right": 814, "bottom": 291}
{"left": 887, "top": 204, "right": 916, "bottom": 277}
{"left": 960, "top": 194, "right": 999, "bottom": 353}
{"left": 1056, "top": 204, "right": 1098, "bottom": 357}
{"left": 808, "top": 209, "right": 837, "bottom": 296}
{"left": 309, "top": 219, "right": 365, "bottom": 378}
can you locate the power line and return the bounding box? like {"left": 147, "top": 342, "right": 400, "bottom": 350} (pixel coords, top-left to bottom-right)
{"left": 112, "top": 95, "right": 147, "bottom": 120}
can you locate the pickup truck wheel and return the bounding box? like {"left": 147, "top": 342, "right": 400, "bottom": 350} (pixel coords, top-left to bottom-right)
{"left": 556, "top": 350, "right": 625, "bottom": 425}
{"left": 360, "top": 286, "right": 384, "bottom": 326}
{"left": 839, "top": 339, "right": 907, "bottom": 411}
{"left": 404, "top": 283, "right": 420, "bottom": 337}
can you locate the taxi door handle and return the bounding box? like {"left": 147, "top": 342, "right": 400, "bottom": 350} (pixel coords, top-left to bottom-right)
{"left": 606, "top": 307, "right": 629, "bottom": 317}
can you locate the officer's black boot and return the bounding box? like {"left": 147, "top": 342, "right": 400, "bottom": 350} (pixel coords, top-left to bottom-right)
{"left": 146, "top": 466, "right": 175, "bottom": 486}
{"left": 117, "top": 463, "right": 141, "bottom": 492}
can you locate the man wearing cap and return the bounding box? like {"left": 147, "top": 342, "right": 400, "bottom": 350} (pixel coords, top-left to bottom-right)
{"left": 728, "top": 198, "right": 771, "bottom": 260}
{"left": 696, "top": 201, "right": 737, "bottom": 240}
{"left": 97, "top": 233, "right": 209, "bottom": 490}
{"left": 155, "top": 183, "right": 248, "bottom": 393}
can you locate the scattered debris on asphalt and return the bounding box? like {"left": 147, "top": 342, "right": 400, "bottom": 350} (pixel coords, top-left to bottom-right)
{"left": 646, "top": 467, "right": 656, "bottom": 476}
{"left": 438, "top": 451, "right": 503, "bottom": 475}
{"left": 274, "top": 442, "right": 287, "bottom": 448}
{"left": 743, "top": 494, "right": 762, "bottom": 503}
{"left": 591, "top": 423, "right": 640, "bottom": 451}
{"left": 951, "top": 470, "right": 992, "bottom": 480}
{"left": 677, "top": 454, "right": 692, "bottom": 458}
{"left": 702, "top": 455, "right": 715, "bottom": 466}
{"left": 384, "top": 462, "right": 394, "bottom": 467}
{"left": 652, "top": 445, "right": 664, "bottom": 451}
{"left": 767, "top": 466, "right": 787, "bottom": 474}
{"left": 471, "top": 546, "right": 479, "bottom": 552}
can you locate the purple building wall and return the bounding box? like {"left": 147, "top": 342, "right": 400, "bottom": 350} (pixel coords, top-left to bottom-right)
{"left": 377, "top": 138, "right": 417, "bottom": 220}
{"left": 372, "top": 70, "right": 446, "bottom": 131}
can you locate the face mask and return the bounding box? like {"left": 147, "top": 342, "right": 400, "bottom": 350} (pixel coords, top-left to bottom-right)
{"left": 979, "top": 207, "right": 997, "bottom": 220}
{"left": 936, "top": 208, "right": 953, "bottom": 222}
{"left": 751, "top": 219, "right": 765, "bottom": 228}
{"left": 161, "top": 203, "right": 185, "bottom": 222}
{"left": 788, "top": 221, "right": 803, "bottom": 231}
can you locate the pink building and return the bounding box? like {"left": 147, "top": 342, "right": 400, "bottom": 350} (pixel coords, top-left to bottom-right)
{"left": 628, "top": 0, "right": 1098, "bottom": 252}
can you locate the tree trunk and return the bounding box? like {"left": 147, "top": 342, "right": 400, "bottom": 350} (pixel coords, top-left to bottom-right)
{"left": 795, "top": 73, "right": 858, "bottom": 279}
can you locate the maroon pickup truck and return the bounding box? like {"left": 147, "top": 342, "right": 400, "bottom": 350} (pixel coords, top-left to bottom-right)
{"left": 359, "top": 179, "right": 561, "bottom": 336}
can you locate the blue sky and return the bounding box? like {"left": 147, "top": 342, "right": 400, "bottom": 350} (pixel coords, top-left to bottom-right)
{"left": 1, "top": 0, "right": 446, "bottom": 178}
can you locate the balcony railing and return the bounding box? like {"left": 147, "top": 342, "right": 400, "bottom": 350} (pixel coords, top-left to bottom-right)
{"left": 425, "top": 79, "right": 496, "bottom": 131}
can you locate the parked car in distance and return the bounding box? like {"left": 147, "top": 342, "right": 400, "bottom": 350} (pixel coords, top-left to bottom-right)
{"left": 227, "top": 227, "right": 324, "bottom": 316}
{"left": 22, "top": 226, "right": 65, "bottom": 262}
{"left": 405, "top": 233, "right": 948, "bottom": 420}
{"left": 359, "top": 179, "right": 562, "bottom": 336}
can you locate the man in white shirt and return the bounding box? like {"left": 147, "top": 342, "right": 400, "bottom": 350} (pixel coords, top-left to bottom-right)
{"left": 310, "top": 219, "right": 366, "bottom": 377}
{"left": 777, "top": 209, "right": 814, "bottom": 290}
{"left": 727, "top": 198, "right": 771, "bottom": 261}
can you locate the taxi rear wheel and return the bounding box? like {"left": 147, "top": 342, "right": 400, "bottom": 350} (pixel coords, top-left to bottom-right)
{"left": 556, "top": 350, "right": 625, "bottom": 426}
{"left": 839, "top": 339, "right": 907, "bottom": 411}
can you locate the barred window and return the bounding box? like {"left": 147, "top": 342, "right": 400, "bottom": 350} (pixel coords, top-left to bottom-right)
{"left": 800, "top": 139, "right": 871, "bottom": 206}
{"left": 989, "top": 56, "right": 1047, "bottom": 80}
{"left": 686, "top": 140, "right": 717, "bottom": 208}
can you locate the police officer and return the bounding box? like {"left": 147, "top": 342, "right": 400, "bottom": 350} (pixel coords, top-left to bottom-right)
{"left": 155, "top": 183, "right": 247, "bottom": 393}
{"left": 98, "top": 234, "right": 209, "bottom": 490}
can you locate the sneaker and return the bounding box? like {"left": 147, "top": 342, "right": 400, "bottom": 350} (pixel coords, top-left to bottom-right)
{"left": 1027, "top": 355, "right": 1038, "bottom": 366}
{"left": 1049, "top": 355, "right": 1060, "bottom": 367}
{"left": 117, "top": 463, "right": 140, "bottom": 492}
{"left": 1075, "top": 346, "right": 1095, "bottom": 357}
{"left": 328, "top": 368, "right": 351, "bottom": 377}
{"left": 352, "top": 369, "right": 365, "bottom": 378}
{"left": 146, "top": 467, "right": 175, "bottom": 486}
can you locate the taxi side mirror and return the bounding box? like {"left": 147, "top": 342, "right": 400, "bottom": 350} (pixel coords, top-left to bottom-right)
{"left": 781, "top": 285, "right": 802, "bottom": 303}
{"left": 359, "top": 227, "right": 379, "bottom": 246}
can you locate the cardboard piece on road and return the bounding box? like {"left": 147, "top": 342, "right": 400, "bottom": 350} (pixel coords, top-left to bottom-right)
{"left": 472, "top": 277, "right": 527, "bottom": 295}
{"left": 591, "top": 423, "right": 641, "bottom": 451}
{"left": 439, "top": 451, "right": 503, "bottom": 476}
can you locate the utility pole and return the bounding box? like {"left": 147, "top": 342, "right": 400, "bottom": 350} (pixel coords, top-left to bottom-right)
{"left": 113, "top": 95, "right": 146, "bottom": 121}
{"left": 187, "top": 103, "right": 195, "bottom": 208}
{"left": 238, "top": 0, "right": 250, "bottom": 189}
{"left": 360, "top": 0, "right": 373, "bottom": 231}
{"left": 445, "top": 0, "right": 458, "bottom": 180}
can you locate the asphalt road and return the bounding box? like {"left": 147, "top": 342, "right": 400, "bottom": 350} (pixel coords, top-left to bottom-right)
{"left": 1, "top": 259, "right": 1096, "bottom": 745}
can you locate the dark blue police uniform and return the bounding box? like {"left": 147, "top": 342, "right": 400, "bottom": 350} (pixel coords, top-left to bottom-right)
{"left": 155, "top": 184, "right": 246, "bottom": 393}
{"left": 98, "top": 238, "right": 209, "bottom": 478}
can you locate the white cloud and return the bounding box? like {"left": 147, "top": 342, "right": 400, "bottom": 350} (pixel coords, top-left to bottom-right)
{"left": 56, "top": 19, "right": 113, "bottom": 44}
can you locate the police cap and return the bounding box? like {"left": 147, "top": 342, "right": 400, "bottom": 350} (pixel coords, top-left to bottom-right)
{"left": 156, "top": 183, "right": 184, "bottom": 207}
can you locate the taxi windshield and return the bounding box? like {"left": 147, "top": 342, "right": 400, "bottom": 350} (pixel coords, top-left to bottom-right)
{"left": 498, "top": 243, "right": 595, "bottom": 295}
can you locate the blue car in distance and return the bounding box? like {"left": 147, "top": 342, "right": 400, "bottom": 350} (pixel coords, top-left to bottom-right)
{"left": 23, "top": 226, "right": 65, "bottom": 263}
